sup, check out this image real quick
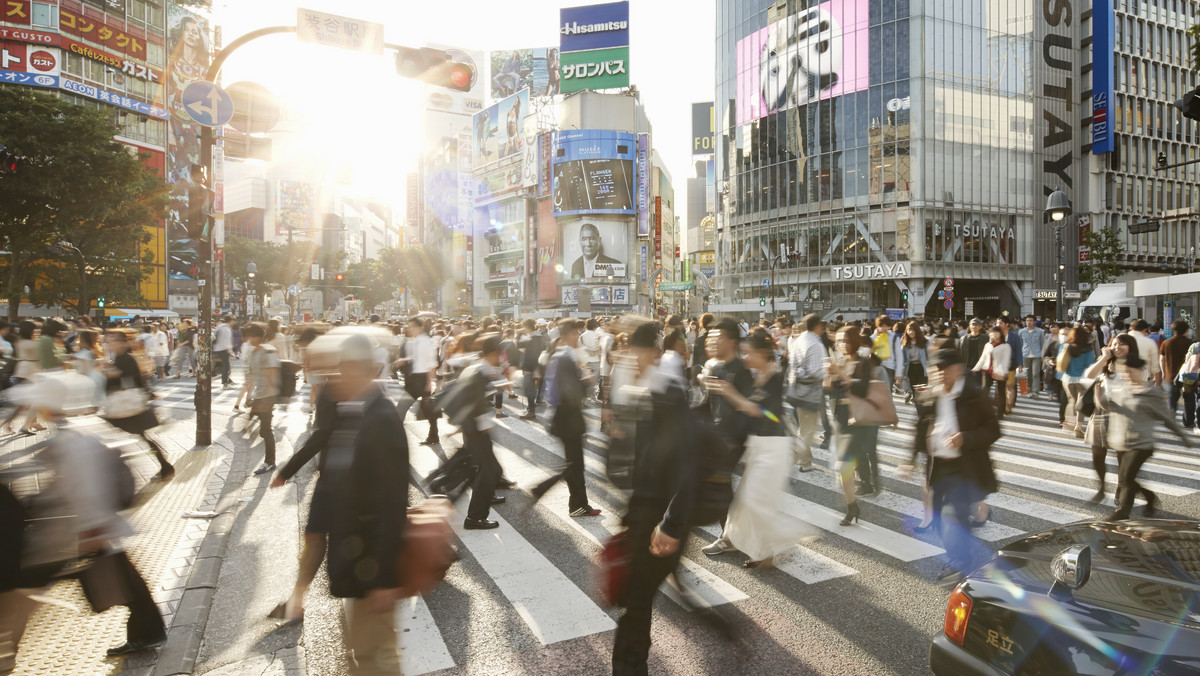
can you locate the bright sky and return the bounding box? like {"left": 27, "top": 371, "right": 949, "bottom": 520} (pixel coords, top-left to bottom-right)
{"left": 211, "top": 0, "right": 715, "bottom": 231}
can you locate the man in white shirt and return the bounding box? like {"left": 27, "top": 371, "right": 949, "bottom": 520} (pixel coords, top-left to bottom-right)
{"left": 242, "top": 323, "right": 280, "bottom": 475}
{"left": 213, "top": 315, "right": 235, "bottom": 387}
{"left": 786, "top": 314, "right": 827, "bottom": 472}
{"left": 1129, "top": 318, "right": 1162, "bottom": 386}
{"left": 579, "top": 318, "right": 601, "bottom": 400}
{"left": 397, "top": 317, "right": 440, "bottom": 445}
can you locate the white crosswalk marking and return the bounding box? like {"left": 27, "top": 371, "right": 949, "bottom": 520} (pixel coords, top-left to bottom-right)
{"left": 396, "top": 596, "right": 455, "bottom": 675}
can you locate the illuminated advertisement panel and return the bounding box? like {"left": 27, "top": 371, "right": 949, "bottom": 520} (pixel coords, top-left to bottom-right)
{"left": 489, "top": 47, "right": 560, "bottom": 100}
{"left": 472, "top": 87, "right": 528, "bottom": 166}
{"left": 735, "top": 0, "right": 869, "bottom": 125}
{"left": 552, "top": 129, "right": 636, "bottom": 216}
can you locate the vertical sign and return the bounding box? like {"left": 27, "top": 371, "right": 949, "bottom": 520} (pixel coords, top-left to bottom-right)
{"left": 640, "top": 244, "right": 648, "bottom": 282}
{"left": 653, "top": 195, "right": 663, "bottom": 263}
{"left": 538, "top": 132, "right": 552, "bottom": 197}
{"left": 1077, "top": 213, "right": 1092, "bottom": 263}
{"left": 406, "top": 173, "right": 419, "bottom": 226}
{"left": 636, "top": 133, "right": 650, "bottom": 237}
{"left": 1092, "top": 0, "right": 1115, "bottom": 154}
{"left": 692, "top": 102, "right": 715, "bottom": 155}
{"left": 1163, "top": 302, "right": 1175, "bottom": 338}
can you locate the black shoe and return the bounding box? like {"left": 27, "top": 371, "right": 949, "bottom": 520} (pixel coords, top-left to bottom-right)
{"left": 420, "top": 438, "right": 438, "bottom": 446}
{"left": 839, "top": 501, "right": 860, "bottom": 526}
{"left": 1142, "top": 490, "right": 1159, "bottom": 517}
{"left": 818, "top": 438, "right": 830, "bottom": 450}
{"left": 463, "top": 517, "right": 499, "bottom": 530}
{"left": 519, "top": 412, "right": 537, "bottom": 420}
{"left": 854, "top": 484, "right": 875, "bottom": 497}
{"left": 1087, "top": 483, "right": 1107, "bottom": 504}
{"left": 495, "top": 478, "right": 518, "bottom": 489}
{"left": 253, "top": 463, "right": 276, "bottom": 475}
{"left": 106, "top": 636, "right": 166, "bottom": 656}
{"left": 1103, "top": 509, "right": 1131, "bottom": 522}
{"left": 797, "top": 466, "right": 813, "bottom": 473}
{"left": 936, "top": 563, "right": 964, "bottom": 586}
{"left": 491, "top": 495, "right": 507, "bottom": 505}
{"left": 152, "top": 468, "right": 175, "bottom": 482}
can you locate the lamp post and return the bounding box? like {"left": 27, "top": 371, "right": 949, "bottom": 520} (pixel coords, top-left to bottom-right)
{"left": 1045, "top": 190, "right": 1071, "bottom": 321}
{"left": 246, "top": 261, "right": 257, "bottom": 321}
{"left": 766, "top": 253, "right": 786, "bottom": 317}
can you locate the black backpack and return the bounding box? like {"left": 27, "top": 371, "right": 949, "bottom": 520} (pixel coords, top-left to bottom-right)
{"left": 278, "top": 360, "right": 300, "bottom": 398}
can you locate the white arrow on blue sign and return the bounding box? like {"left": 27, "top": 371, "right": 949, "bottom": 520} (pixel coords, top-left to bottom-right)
{"left": 288, "top": 284, "right": 301, "bottom": 296}
{"left": 763, "top": 278, "right": 769, "bottom": 287}
{"left": 182, "top": 81, "right": 234, "bottom": 128}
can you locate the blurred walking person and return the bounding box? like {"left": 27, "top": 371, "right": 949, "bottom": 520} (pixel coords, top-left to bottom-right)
{"left": 785, "top": 314, "right": 825, "bottom": 472}
{"left": 101, "top": 330, "right": 174, "bottom": 481}
{"left": 241, "top": 323, "right": 280, "bottom": 475}
{"left": 1093, "top": 335, "right": 1192, "bottom": 521}
{"left": 706, "top": 330, "right": 815, "bottom": 568}
{"left": 545, "top": 320, "right": 601, "bottom": 518}
{"left": 612, "top": 322, "right": 696, "bottom": 676}
{"left": 517, "top": 318, "right": 546, "bottom": 420}
{"left": 827, "top": 326, "right": 887, "bottom": 522}
{"left": 397, "top": 317, "right": 440, "bottom": 444}
{"left": 972, "top": 326, "right": 1011, "bottom": 419}
{"left": 1057, "top": 326, "right": 1097, "bottom": 438}
{"left": 896, "top": 320, "right": 928, "bottom": 405}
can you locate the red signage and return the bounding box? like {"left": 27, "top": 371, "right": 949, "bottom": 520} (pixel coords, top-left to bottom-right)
{"left": 0, "top": 26, "right": 57, "bottom": 45}
{"left": 59, "top": 7, "right": 147, "bottom": 60}
{"left": 3, "top": 1, "right": 31, "bottom": 26}
{"left": 63, "top": 37, "right": 160, "bottom": 81}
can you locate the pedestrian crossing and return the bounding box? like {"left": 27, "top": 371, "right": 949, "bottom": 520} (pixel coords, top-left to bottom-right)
{"left": 148, "top": 379, "right": 1200, "bottom": 675}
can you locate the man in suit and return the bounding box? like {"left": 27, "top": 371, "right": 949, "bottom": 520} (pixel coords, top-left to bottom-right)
{"left": 549, "top": 319, "right": 601, "bottom": 517}
{"left": 909, "top": 348, "right": 1000, "bottom": 585}
{"left": 569, "top": 222, "right": 622, "bottom": 278}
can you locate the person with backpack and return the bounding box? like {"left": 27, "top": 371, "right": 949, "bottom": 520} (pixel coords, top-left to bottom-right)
{"left": 517, "top": 318, "right": 547, "bottom": 420}
{"left": 242, "top": 323, "right": 280, "bottom": 476}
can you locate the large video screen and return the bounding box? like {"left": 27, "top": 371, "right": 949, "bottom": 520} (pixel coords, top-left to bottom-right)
{"left": 735, "top": 0, "right": 869, "bottom": 125}
{"left": 551, "top": 130, "right": 636, "bottom": 216}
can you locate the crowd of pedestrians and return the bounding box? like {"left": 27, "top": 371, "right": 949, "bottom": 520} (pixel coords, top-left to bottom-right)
{"left": 2, "top": 305, "right": 1196, "bottom": 673}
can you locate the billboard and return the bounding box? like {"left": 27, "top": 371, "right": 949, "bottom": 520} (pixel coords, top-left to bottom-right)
{"left": 276, "top": 180, "right": 316, "bottom": 236}
{"left": 560, "top": 46, "right": 628, "bottom": 93}
{"left": 559, "top": 1, "right": 630, "bottom": 53}
{"left": 165, "top": 4, "right": 213, "bottom": 284}
{"left": 490, "top": 48, "right": 560, "bottom": 100}
{"left": 1091, "top": 0, "right": 1115, "bottom": 154}
{"left": 552, "top": 129, "right": 636, "bottom": 216}
{"left": 692, "top": 102, "right": 714, "bottom": 155}
{"left": 636, "top": 133, "right": 650, "bottom": 236}
{"left": 735, "top": 0, "right": 869, "bottom": 125}
{"left": 561, "top": 216, "right": 628, "bottom": 280}
{"left": 423, "top": 136, "right": 460, "bottom": 231}
{"left": 472, "top": 88, "right": 528, "bottom": 166}
{"left": 0, "top": 42, "right": 59, "bottom": 77}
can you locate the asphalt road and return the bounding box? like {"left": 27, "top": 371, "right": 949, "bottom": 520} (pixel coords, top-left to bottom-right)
{"left": 151, "top": 380, "right": 1200, "bottom": 676}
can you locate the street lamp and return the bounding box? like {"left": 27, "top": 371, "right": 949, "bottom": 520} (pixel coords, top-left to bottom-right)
{"left": 1045, "top": 190, "right": 1071, "bottom": 321}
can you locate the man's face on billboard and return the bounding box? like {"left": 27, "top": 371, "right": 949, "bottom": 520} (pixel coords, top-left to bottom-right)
{"left": 580, "top": 225, "right": 600, "bottom": 258}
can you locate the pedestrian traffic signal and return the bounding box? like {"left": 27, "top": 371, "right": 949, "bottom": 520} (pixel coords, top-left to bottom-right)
{"left": 97, "top": 297, "right": 105, "bottom": 308}
{"left": 759, "top": 296, "right": 766, "bottom": 307}
{"left": 394, "top": 47, "right": 477, "bottom": 92}
{"left": 902, "top": 289, "right": 909, "bottom": 303}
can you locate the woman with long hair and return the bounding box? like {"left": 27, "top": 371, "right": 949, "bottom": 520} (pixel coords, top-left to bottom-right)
{"left": 1058, "top": 326, "right": 1097, "bottom": 438}
{"left": 101, "top": 330, "right": 174, "bottom": 481}
{"left": 827, "top": 325, "right": 887, "bottom": 524}
{"left": 73, "top": 328, "right": 107, "bottom": 407}
{"left": 4, "top": 320, "right": 44, "bottom": 435}
{"left": 1092, "top": 333, "right": 1192, "bottom": 520}
{"left": 706, "top": 329, "right": 814, "bottom": 568}
{"left": 896, "top": 321, "right": 928, "bottom": 405}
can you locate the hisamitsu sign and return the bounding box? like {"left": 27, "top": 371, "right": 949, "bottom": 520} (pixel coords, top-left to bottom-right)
{"left": 559, "top": 1, "right": 629, "bottom": 52}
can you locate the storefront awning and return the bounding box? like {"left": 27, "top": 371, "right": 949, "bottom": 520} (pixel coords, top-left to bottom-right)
{"left": 1079, "top": 284, "right": 1136, "bottom": 308}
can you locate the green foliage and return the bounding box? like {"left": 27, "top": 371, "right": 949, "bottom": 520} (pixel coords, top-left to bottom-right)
{"left": 222, "top": 236, "right": 323, "bottom": 292}
{"left": 1190, "top": 23, "right": 1200, "bottom": 72}
{"left": 0, "top": 87, "right": 170, "bottom": 319}
{"left": 1080, "top": 226, "right": 1124, "bottom": 288}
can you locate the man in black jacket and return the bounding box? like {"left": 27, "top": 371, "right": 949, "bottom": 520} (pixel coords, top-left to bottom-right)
{"left": 322, "top": 334, "right": 408, "bottom": 673}
{"left": 613, "top": 321, "right": 697, "bottom": 675}
{"left": 517, "top": 318, "right": 546, "bottom": 420}
{"left": 701, "top": 317, "right": 753, "bottom": 556}
{"left": 550, "top": 319, "right": 600, "bottom": 517}
{"left": 909, "top": 348, "right": 1000, "bottom": 585}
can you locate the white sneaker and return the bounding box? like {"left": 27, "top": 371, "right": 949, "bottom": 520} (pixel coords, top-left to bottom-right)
{"left": 702, "top": 539, "right": 732, "bottom": 556}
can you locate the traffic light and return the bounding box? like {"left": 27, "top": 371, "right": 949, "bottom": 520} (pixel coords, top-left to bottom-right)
{"left": 394, "top": 47, "right": 476, "bottom": 92}
{"left": 97, "top": 297, "right": 105, "bottom": 308}
{"left": 184, "top": 184, "right": 214, "bottom": 240}
{"left": 1174, "top": 87, "right": 1200, "bottom": 122}
{"left": 1157, "top": 151, "right": 1168, "bottom": 170}
{"left": 902, "top": 289, "right": 909, "bottom": 303}
{"left": 335, "top": 273, "right": 345, "bottom": 282}
{"left": 759, "top": 296, "right": 766, "bottom": 307}
{"left": 0, "top": 145, "right": 20, "bottom": 173}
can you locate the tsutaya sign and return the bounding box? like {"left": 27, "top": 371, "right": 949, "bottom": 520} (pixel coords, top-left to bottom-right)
{"left": 831, "top": 262, "right": 910, "bottom": 281}
{"left": 951, "top": 222, "right": 1015, "bottom": 241}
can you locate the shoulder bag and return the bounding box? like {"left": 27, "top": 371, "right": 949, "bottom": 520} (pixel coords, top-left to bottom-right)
{"left": 846, "top": 364, "right": 897, "bottom": 426}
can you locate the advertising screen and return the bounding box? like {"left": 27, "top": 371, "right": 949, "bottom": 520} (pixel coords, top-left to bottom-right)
{"left": 472, "top": 88, "right": 528, "bottom": 166}
{"left": 735, "top": 0, "right": 869, "bottom": 125}
{"left": 692, "top": 102, "right": 714, "bottom": 155}
{"left": 276, "top": 180, "right": 316, "bottom": 236}
{"left": 490, "top": 47, "right": 560, "bottom": 100}
{"left": 561, "top": 216, "right": 628, "bottom": 280}
{"left": 552, "top": 130, "right": 636, "bottom": 216}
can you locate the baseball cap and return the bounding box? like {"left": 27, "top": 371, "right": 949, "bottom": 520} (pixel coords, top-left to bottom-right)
{"left": 969, "top": 318, "right": 983, "bottom": 325}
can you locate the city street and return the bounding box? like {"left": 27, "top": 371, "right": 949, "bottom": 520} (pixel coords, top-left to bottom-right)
{"left": 7, "top": 374, "right": 1199, "bottom": 676}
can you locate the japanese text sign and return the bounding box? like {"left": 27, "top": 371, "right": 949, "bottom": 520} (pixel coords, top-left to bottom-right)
{"left": 58, "top": 7, "right": 148, "bottom": 61}
{"left": 296, "top": 9, "right": 384, "bottom": 55}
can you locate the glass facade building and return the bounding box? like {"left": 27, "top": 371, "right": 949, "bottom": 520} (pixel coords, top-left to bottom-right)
{"left": 712, "top": 0, "right": 1200, "bottom": 320}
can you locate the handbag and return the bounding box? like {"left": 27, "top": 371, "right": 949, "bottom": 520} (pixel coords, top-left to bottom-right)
{"left": 102, "top": 387, "right": 149, "bottom": 419}
{"left": 847, "top": 380, "right": 898, "bottom": 427}
{"left": 1078, "top": 381, "right": 1098, "bottom": 417}
{"left": 395, "top": 497, "right": 456, "bottom": 598}
{"left": 598, "top": 531, "right": 631, "bottom": 608}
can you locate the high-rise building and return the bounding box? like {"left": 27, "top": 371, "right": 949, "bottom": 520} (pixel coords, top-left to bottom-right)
{"left": 712, "top": 0, "right": 1200, "bottom": 322}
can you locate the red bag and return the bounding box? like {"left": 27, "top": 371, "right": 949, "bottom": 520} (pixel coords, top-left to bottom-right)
{"left": 396, "top": 497, "right": 457, "bottom": 598}
{"left": 598, "top": 531, "right": 631, "bottom": 607}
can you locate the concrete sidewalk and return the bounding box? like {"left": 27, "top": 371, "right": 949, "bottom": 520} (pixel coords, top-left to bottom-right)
{"left": 1, "top": 405, "right": 245, "bottom": 676}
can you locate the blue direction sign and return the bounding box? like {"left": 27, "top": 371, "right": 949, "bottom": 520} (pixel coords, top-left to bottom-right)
{"left": 944, "top": 299, "right": 954, "bottom": 309}
{"left": 288, "top": 284, "right": 301, "bottom": 296}
{"left": 762, "top": 278, "right": 769, "bottom": 287}
{"left": 182, "top": 81, "right": 234, "bottom": 128}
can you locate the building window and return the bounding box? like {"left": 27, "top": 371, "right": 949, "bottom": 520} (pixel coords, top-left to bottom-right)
{"left": 31, "top": 2, "right": 55, "bottom": 27}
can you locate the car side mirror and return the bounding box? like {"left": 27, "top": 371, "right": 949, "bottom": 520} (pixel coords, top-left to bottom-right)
{"left": 1049, "top": 544, "right": 1092, "bottom": 599}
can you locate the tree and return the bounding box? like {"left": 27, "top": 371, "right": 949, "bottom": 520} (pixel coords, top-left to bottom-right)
{"left": 1080, "top": 226, "right": 1123, "bottom": 288}
{"left": 1189, "top": 23, "right": 1200, "bottom": 72}
{"left": 222, "top": 236, "right": 324, "bottom": 292}
{"left": 0, "top": 87, "right": 169, "bottom": 320}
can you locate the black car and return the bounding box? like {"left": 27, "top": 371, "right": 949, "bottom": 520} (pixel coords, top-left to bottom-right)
{"left": 930, "top": 519, "right": 1200, "bottom": 675}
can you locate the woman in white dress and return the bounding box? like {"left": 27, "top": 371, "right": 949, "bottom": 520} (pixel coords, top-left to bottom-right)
{"left": 706, "top": 329, "right": 816, "bottom": 568}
